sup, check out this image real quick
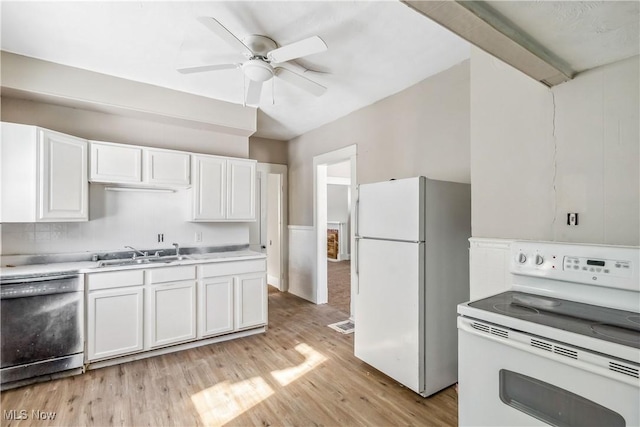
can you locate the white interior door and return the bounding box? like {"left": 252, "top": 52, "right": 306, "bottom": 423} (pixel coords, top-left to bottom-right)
{"left": 354, "top": 237, "right": 424, "bottom": 394}
{"left": 266, "top": 174, "right": 281, "bottom": 289}
{"left": 249, "top": 173, "right": 266, "bottom": 253}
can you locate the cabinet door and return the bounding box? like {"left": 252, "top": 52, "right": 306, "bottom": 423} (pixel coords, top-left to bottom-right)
{"left": 198, "top": 276, "right": 234, "bottom": 338}
{"left": 192, "top": 155, "right": 226, "bottom": 220}
{"left": 144, "top": 149, "right": 190, "bottom": 186}
{"left": 90, "top": 142, "right": 142, "bottom": 183}
{"left": 147, "top": 281, "right": 196, "bottom": 348}
{"left": 227, "top": 159, "right": 256, "bottom": 220}
{"left": 38, "top": 130, "right": 88, "bottom": 221}
{"left": 87, "top": 287, "right": 144, "bottom": 361}
{"left": 235, "top": 273, "right": 267, "bottom": 330}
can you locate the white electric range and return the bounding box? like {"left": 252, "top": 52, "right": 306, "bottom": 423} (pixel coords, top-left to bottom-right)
{"left": 458, "top": 241, "right": 639, "bottom": 427}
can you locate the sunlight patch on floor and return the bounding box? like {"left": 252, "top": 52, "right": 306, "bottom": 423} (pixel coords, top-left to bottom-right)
{"left": 191, "top": 376, "right": 274, "bottom": 426}
{"left": 270, "top": 343, "right": 328, "bottom": 386}
{"left": 191, "top": 343, "right": 328, "bottom": 425}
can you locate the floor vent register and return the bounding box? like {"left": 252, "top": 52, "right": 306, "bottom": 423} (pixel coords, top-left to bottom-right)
{"left": 328, "top": 320, "right": 355, "bottom": 334}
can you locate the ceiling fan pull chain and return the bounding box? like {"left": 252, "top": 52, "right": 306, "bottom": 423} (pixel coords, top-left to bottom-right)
{"left": 243, "top": 74, "right": 246, "bottom": 107}
{"left": 272, "top": 76, "right": 275, "bottom": 105}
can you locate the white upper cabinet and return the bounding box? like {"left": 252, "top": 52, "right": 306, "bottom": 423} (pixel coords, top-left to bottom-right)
{"left": 192, "top": 155, "right": 227, "bottom": 221}
{"left": 145, "top": 149, "right": 190, "bottom": 186}
{"left": 90, "top": 142, "right": 142, "bottom": 183}
{"left": 227, "top": 159, "right": 256, "bottom": 221}
{"left": 191, "top": 155, "right": 256, "bottom": 222}
{"left": 90, "top": 141, "right": 190, "bottom": 187}
{"left": 1, "top": 122, "right": 88, "bottom": 222}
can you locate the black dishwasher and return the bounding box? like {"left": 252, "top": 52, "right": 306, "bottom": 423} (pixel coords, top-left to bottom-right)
{"left": 1, "top": 273, "right": 84, "bottom": 389}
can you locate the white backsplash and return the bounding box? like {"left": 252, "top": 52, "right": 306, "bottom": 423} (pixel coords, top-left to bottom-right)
{"left": 1, "top": 184, "right": 248, "bottom": 255}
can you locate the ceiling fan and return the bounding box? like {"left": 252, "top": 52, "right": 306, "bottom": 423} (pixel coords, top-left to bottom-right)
{"left": 178, "top": 17, "right": 328, "bottom": 105}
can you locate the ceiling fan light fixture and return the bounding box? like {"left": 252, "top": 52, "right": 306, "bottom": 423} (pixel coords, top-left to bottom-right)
{"left": 242, "top": 59, "right": 273, "bottom": 82}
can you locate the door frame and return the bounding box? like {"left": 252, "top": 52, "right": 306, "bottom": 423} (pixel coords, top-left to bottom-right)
{"left": 256, "top": 163, "right": 288, "bottom": 292}
{"left": 313, "top": 145, "right": 357, "bottom": 315}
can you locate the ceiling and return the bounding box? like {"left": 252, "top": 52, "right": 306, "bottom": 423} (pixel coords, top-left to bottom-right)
{"left": 0, "top": 1, "right": 470, "bottom": 141}
{"left": 485, "top": 1, "right": 639, "bottom": 73}
{"left": 1, "top": 2, "right": 638, "bottom": 142}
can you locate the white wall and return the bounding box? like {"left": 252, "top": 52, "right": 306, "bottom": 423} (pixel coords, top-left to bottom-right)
{"left": 1, "top": 184, "right": 246, "bottom": 255}
{"left": 327, "top": 185, "right": 349, "bottom": 223}
{"left": 288, "top": 226, "right": 316, "bottom": 302}
{"left": 1, "top": 98, "right": 248, "bottom": 158}
{"left": 1, "top": 52, "right": 256, "bottom": 136}
{"left": 471, "top": 48, "right": 639, "bottom": 246}
{"left": 288, "top": 60, "right": 470, "bottom": 225}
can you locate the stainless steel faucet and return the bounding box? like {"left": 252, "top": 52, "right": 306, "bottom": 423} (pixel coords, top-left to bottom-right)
{"left": 125, "top": 245, "right": 148, "bottom": 259}
{"left": 172, "top": 243, "right": 180, "bottom": 256}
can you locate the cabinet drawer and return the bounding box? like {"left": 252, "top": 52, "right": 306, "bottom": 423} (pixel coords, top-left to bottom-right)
{"left": 200, "top": 259, "right": 266, "bottom": 278}
{"left": 87, "top": 270, "right": 144, "bottom": 291}
{"left": 148, "top": 265, "right": 196, "bottom": 284}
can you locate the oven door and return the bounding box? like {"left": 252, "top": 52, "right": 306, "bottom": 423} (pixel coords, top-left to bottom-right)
{"left": 458, "top": 317, "right": 639, "bottom": 427}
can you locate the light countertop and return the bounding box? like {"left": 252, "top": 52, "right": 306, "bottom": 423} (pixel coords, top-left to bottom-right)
{"left": 0, "top": 250, "right": 265, "bottom": 280}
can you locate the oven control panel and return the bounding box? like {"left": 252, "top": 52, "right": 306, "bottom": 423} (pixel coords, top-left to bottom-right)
{"left": 562, "top": 256, "right": 631, "bottom": 277}
{"left": 510, "top": 241, "right": 639, "bottom": 292}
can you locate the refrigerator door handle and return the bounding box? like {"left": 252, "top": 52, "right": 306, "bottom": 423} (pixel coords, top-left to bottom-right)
{"left": 355, "top": 236, "right": 360, "bottom": 284}
{"left": 354, "top": 194, "right": 360, "bottom": 287}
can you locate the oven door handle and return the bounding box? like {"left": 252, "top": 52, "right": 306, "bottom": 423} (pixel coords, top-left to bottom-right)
{"left": 457, "top": 317, "right": 639, "bottom": 387}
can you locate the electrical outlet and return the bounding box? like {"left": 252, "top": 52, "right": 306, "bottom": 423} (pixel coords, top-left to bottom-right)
{"left": 195, "top": 232, "right": 202, "bottom": 242}
{"left": 157, "top": 233, "right": 164, "bottom": 242}
{"left": 567, "top": 213, "right": 579, "bottom": 226}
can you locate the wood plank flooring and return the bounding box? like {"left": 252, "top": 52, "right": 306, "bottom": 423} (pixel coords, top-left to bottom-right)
{"left": 327, "top": 260, "right": 351, "bottom": 315}
{"left": 1, "top": 287, "right": 457, "bottom": 427}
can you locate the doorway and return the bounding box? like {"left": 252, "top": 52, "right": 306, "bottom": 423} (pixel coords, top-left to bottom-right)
{"left": 249, "top": 163, "right": 288, "bottom": 292}
{"left": 326, "top": 161, "right": 352, "bottom": 314}
{"left": 313, "top": 145, "right": 357, "bottom": 318}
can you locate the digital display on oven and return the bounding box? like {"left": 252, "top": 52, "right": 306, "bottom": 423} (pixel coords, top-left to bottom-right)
{"left": 586, "top": 259, "right": 606, "bottom": 267}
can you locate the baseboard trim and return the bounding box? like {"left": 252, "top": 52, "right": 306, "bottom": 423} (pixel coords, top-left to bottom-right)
{"left": 86, "top": 327, "right": 267, "bottom": 370}
{"left": 267, "top": 274, "right": 280, "bottom": 287}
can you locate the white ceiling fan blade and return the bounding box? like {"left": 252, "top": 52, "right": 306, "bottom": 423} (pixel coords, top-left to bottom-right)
{"left": 267, "top": 36, "right": 327, "bottom": 64}
{"left": 246, "top": 79, "right": 263, "bottom": 105}
{"left": 197, "top": 17, "right": 253, "bottom": 56}
{"left": 275, "top": 68, "right": 326, "bottom": 96}
{"left": 177, "top": 63, "right": 238, "bottom": 74}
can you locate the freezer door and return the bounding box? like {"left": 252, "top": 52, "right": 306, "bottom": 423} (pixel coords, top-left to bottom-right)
{"left": 357, "top": 177, "right": 424, "bottom": 242}
{"left": 354, "top": 238, "right": 424, "bottom": 394}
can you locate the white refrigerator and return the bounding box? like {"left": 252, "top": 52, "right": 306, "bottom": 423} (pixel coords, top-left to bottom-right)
{"left": 354, "top": 176, "right": 470, "bottom": 397}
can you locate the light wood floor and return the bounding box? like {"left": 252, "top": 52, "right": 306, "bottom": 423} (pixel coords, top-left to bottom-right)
{"left": 1, "top": 287, "right": 457, "bottom": 427}
{"left": 327, "top": 260, "right": 351, "bottom": 315}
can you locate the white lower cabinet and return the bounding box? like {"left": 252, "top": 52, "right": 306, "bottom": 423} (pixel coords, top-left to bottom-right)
{"left": 86, "top": 258, "right": 266, "bottom": 363}
{"left": 147, "top": 281, "right": 197, "bottom": 348}
{"left": 198, "top": 259, "right": 268, "bottom": 336}
{"left": 235, "top": 273, "right": 268, "bottom": 330}
{"left": 86, "top": 271, "right": 145, "bottom": 360}
{"left": 198, "top": 276, "right": 234, "bottom": 338}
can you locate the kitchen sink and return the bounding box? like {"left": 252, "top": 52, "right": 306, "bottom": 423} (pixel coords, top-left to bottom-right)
{"left": 154, "top": 255, "right": 192, "bottom": 262}
{"left": 95, "top": 255, "right": 192, "bottom": 268}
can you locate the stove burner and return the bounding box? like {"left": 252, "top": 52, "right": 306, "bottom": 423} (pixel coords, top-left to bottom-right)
{"left": 628, "top": 315, "right": 640, "bottom": 326}
{"left": 493, "top": 303, "right": 539, "bottom": 316}
{"left": 591, "top": 323, "right": 640, "bottom": 345}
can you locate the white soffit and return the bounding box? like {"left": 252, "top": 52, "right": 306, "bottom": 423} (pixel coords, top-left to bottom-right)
{"left": 0, "top": 1, "right": 470, "bottom": 141}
